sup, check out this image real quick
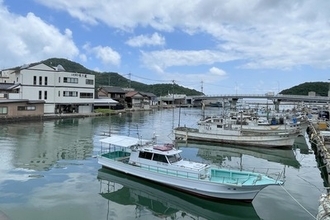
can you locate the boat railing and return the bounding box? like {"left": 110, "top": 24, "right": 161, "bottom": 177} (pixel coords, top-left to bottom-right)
{"left": 213, "top": 166, "right": 285, "bottom": 183}
{"left": 139, "top": 163, "right": 284, "bottom": 185}
{"left": 140, "top": 164, "right": 208, "bottom": 180}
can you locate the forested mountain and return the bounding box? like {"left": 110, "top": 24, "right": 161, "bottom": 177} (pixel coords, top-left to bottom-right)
{"left": 280, "top": 82, "right": 329, "bottom": 96}
{"left": 27, "top": 58, "right": 329, "bottom": 97}
{"left": 42, "top": 58, "right": 203, "bottom": 96}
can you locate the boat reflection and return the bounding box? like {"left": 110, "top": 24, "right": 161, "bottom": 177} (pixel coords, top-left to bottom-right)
{"left": 97, "top": 168, "right": 260, "bottom": 220}
{"left": 293, "top": 134, "right": 313, "bottom": 155}
{"left": 176, "top": 141, "right": 301, "bottom": 169}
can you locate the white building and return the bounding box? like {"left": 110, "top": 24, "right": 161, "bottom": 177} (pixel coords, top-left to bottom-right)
{"left": 0, "top": 62, "right": 95, "bottom": 114}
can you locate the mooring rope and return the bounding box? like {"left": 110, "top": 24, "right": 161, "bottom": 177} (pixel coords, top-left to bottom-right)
{"left": 280, "top": 184, "right": 317, "bottom": 219}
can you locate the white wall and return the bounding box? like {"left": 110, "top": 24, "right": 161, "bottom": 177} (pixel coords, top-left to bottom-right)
{"left": 79, "top": 105, "right": 92, "bottom": 113}
{"left": 5, "top": 63, "right": 96, "bottom": 113}
{"left": 44, "top": 104, "right": 55, "bottom": 114}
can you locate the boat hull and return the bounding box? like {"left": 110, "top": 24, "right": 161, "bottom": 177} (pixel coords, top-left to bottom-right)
{"left": 97, "top": 168, "right": 260, "bottom": 220}
{"left": 98, "top": 156, "right": 269, "bottom": 201}
{"left": 174, "top": 127, "right": 297, "bottom": 148}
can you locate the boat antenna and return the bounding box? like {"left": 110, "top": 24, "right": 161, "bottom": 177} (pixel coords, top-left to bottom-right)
{"left": 152, "top": 132, "right": 157, "bottom": 144}
{"left": 136, "top": 124, "right": 141, "bottom": 140}
{"left": 202, "top": 101, "right": 205, "bottom": 120}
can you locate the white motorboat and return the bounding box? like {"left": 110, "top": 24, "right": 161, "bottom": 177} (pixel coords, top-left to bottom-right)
{"left": 97, "top": 168, "right": 261, "bottom": 220}
{"left": 97, "top": 134, "right": 284, "bottom": 202}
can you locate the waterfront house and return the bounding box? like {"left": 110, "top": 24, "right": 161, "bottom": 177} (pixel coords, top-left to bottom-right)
{"left": 158, "top": 94, "right": 187, "bottom": 105}
{"left": 125, "top": 91, "right": 150, "bottom": 109}
{"left": 0, "top": 99, "right": 45, "bottom": 119}
{"left": 140, "top": 92, "right": 158, "bottom": 106}
{"left": 97, "top": 86, "right": 126, "bottom": 109}
{"left": 0, "top": 63, "right": 95, "bottom": 114}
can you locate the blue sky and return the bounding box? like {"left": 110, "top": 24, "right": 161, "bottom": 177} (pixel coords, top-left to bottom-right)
{"left": 1, "top": 0, "right": 330, "bottom": 95}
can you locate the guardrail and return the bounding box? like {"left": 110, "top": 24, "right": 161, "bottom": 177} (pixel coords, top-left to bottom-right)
{"left": 188, "top": 94, "right": 330, "bottom": 102}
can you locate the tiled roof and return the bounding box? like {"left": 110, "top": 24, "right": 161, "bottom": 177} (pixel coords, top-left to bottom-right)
{"left": 100, "top": 86, "right": 126, "bottom": 93}
{"left": 140, "top": 92, "right": 156, "bottom": 97}
{"left": 125, "top": 91, "right": 139, "bottom": 97}
{"left": 0, "top": 83, "right": 18, "bottom": 90}
{"left": 0, "top": 99, "right": 45, "bottom": 104}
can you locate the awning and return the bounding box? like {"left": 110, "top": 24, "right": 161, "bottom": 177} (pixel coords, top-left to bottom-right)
{"left": 100, "top": 135, "right": 150, "bottom": 148}
{"left": 93, "top": 98, "right": 118, "bottom": 106}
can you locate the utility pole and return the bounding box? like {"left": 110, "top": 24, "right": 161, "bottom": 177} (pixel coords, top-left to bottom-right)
{"left": 128, "top": 73, "right": 131, "bottom": 88}
{"left": 172, "top": 80, "right": 175, "bottom": 105}
{"left": 201, "top": 80, "right": 204, "bottom": 94}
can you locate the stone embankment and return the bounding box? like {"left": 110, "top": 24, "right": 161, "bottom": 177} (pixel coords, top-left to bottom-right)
{"left": 307, "top": 121, "right": 330, "bottom": 220}
{"left": 0, "top": 110, "right": 128, "bottom": 124}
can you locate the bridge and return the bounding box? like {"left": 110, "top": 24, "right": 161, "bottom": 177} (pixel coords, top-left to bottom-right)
{"left": 185, "top": 94, "right": 330, "bottom": 111}
{"left": 190, "top": 94, "right": 330, "bottom": 102}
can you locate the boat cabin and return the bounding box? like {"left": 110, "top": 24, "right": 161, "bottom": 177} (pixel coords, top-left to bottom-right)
{"left": 129, "top": 144, "right": 182, "bottom": 165}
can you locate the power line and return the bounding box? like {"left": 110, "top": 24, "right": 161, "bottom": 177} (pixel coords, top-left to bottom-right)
{"left": 130, "top": 73, "right": 170, "bottom": 83}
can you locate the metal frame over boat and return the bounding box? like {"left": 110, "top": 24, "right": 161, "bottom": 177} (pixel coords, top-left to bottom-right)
{"left": 97, "top": 134, "right": 284, "bottom": 202}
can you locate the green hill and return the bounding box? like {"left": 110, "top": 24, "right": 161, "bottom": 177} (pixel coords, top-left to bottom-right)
{"left": 23, "top": 58, "right": 330, "bottom": 97}
{"left": 42, "top": 58, "right": 203, "bottom": 97}
{"left": 280, "top": 82, "right": 329, "bottom": 96}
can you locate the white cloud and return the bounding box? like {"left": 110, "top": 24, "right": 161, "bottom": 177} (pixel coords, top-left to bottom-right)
{"left": 83, "top": 44, "right": 121, "bottom": 66}
{"left": 209, "top": 67, "right": 226, "bottom": 76}
{"left": 33, "top": 0, "right": 330, "bottom": 70}
{"left": 126, "top": 32, "right": 165, "bottom": 47}
{"left": 79, "top": 54, "right": 87, "bottom": 62}
{"left": 0, "top": 4, "right": 79, "bottom": 68}
{"left": 141, "top": 49, "right": 237, "bottom": 72}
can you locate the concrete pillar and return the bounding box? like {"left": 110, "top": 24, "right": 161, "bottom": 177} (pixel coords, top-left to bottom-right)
{"left": 273, "top": 99, "right": 280, "bottom": 112}
{"left": 229, "top": 98, "right": 238, "bottom": 110}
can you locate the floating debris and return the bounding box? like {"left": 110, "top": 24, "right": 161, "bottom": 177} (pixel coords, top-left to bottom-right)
{"left": 28, "top": 174, "right": 44, "bottom": 178}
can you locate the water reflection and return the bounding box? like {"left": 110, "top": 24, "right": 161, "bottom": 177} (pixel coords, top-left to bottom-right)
{"left": 97, "top": 168, "right": 260, "bottom": 220}
{"left": 0, "top": 118, "right": 95, "bottom": 171}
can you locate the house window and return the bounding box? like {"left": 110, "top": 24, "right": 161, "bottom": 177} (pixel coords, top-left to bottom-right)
{"left": 17, "top": 106, "right": 36, "bottom": 111}
{"left": 0, "top": 107, "right": 8, "bottom": 115}
{"left": 33, "top": 76, "right": 37, "bottom": 85}
{"left": 39, "top": 91, "right": 42, "bottom": 99}
{"left": 45, "top": 77, "right": 48, "bottom": 85}
{"left": 86, "top": 79, "right": 94, "bottom": 85}
{"left": 58, "top": 91, "right": 60, "bottom": 97}
{"left": 63, "top": 77, "right": 78, "bottom": 84}
{"left": 39, "top": 76, "right": 42, "bottom": 85}
{"left": 58, "top": 77, "right": 61, "bottom": 83}
{"left": 80, "top": 92, "right": 93, "bottom": 98}
{"left": 44, "top": 91, "right": 47, "bottom": 100}
{"left": 63, "top": 91, "right": 78, "bottom": 97}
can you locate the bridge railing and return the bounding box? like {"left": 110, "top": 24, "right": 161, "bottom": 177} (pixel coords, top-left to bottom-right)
{"left": 187, "top": 94, "right": 330, "bottom": 102}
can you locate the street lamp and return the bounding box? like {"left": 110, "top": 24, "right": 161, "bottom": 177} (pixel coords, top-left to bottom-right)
{"left": 328, "top": 79, "right": 330, "bottom": 112}
{"left": 328, "top": 79, "right": 330, "bottom": 97}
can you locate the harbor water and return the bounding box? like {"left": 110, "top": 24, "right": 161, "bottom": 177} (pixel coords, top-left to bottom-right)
{"left": 0, "top": 108, "right": 324, "bottom": 220}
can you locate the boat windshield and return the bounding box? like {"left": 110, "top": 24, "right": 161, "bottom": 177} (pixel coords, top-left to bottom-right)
{"left": 167, "top": 153, "right": 182, "bottom": 163}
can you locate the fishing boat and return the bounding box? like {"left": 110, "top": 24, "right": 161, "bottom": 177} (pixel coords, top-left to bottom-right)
{"left": 97, "top": 134, "right": 284, "bottom": 202}
{"left": 199, "top": 115, "right": 302, "bottom": 133}
{"left": 175, "top": 115, "right": 300, "bottom": 147}
{"left": 97, "top": 168, "right": 261, "bottom": 220}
